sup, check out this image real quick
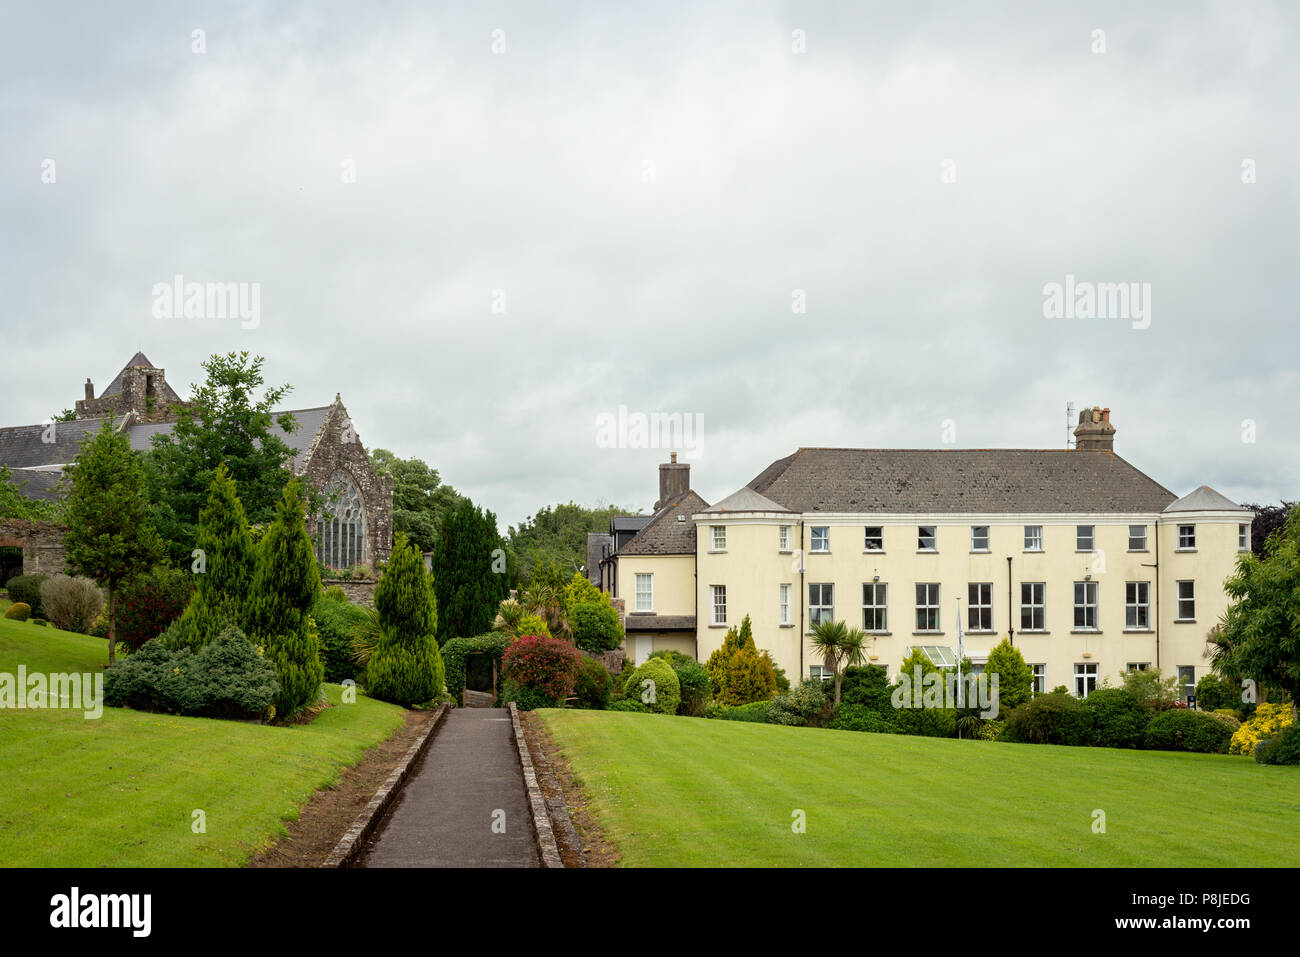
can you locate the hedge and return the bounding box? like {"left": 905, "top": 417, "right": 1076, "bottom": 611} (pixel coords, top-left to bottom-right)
{"left": 1001, "top": 693, "right": 1095, "bottom": 746}
{"left": 441, "top": 633, "right": 511, "bottom": 705}
{"left": 624, "top": 658, "right": 681, "bottom": 715}
{"left": 1083, "top": 688, "right": 1149, "bottom": 749}
{"left": 715, "top": 701, "right": 769, "bottom": 723}
{"left": 5, "top": 575, "right": 46, "bottom": 618}
{"left": 1143, "top": 709, "right": 1232, "bottom": 754}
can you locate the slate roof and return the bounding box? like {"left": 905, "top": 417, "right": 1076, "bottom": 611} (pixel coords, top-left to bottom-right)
{"left": 0, "top": 416, "right": 126, "bottom": 469}
{"left": 4, "top": 468, "right": 63, "bottom": 502}
{"left": 1164, "top": 485, "right": 1249, "bottom": 513}
{"left": 585, "top": 531, "right": 613, "bottom": 584}
{"left": 702, "top": 486, "right": 791, "bottom": 514}
{"left": 618, "top": 489, "right": 710, "bottom": 555}
{"left": 99, "top": 352, "right": 183, "bottom": 403}
{"left": 623, "top": 613, "right": 697, "bottom": 632}
{"left": 0, "top": 407, "right": 333, "bottom": 499}
{"left": 744, "top": 448, "right": 1178, "bottom": 514}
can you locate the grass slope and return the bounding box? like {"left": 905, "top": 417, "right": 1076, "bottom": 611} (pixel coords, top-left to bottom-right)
{"left": 0, "top": 617, "right": 405, "bottom": 867}
{"left": 540, "top": 709, "right": 1300, "bottom": 867}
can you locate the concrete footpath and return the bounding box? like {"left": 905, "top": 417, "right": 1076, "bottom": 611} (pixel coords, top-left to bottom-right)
{"left": 359, "top": 707, "right": 539, "bottom": 868}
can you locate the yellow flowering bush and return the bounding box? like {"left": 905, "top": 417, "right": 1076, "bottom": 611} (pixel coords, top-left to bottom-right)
{"left": 1229, "top": 703, "right": 1296, "bottom": 755}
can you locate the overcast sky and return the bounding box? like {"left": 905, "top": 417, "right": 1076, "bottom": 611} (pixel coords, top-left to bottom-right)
{"left": 2, "top": 1, "right": 1296, "bottom": 531}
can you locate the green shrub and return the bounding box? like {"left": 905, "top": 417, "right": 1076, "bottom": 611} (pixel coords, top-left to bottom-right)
{"left": 624, "top": 658, "right": 681, "bottom": 715}
{"left": 366, "top": 533, "right": 442, "bottom": 707}
{"left": 32, "top": 618, "right": 47, "bottom": 627}
{"left": 500, "top": 634, "right": 584, "bottom": 709}
{"left": 6, "top": 575, "right": 46, "bottom": 618}
{"left": 839, "top": 665, "right": 893, "bottom": 711}
{"left": 1254, "top": 723, "right": 1300, "bottom": 766}
{"left": 103, "top": 627, "right": 280, "bottom": 719}
{"left": 609, "top": 698, "right": 650, "bottom": 713}
{"left": 3, "top": 602, "right": 31, "bottom": 621}
{"left": 323, "top": 585, "right": 348, "bottom": 603}
{"left": 505, "top": 682, "right": 561, "bottom": 712}
{"left": 1194, "top": 673, "right": 1237, "bottom": 713}
{"left": 1144, "top": 709, "right": 1232, "bottom": 754}
{"left": 310, "top": 598, "right": 370, "bottom": 683}
{"left": 890, "top": 701, "right": 958, "bottom": 738}
{"left": 1084, "top": 687, "right": 1149, "bottom": 749}
{"left": 705, "top": 615, "right": 777, "bottom": 705}
{"left": 38, "top": 574, "right": 104, "bottom": 634}
{"left": 650, "top": 650, "right": 711, "bottom": 716}
{"left": 767, "top": 679, "right": 830, "bottom": 727}
{"left": 568, "top": 601, "right": 624, "bottom": 653}
{"left": 831, "top": 703, "right": 900, "bottom": 734}
{"left": 983, "top": 638, "right": 1034, "bottom": 711}
{"left": 441, "top": 633, "right": 511, "bottom": 705}
{"left": 1002, "top": 693, "right": 1095, "bottom": 746}
{"left": 574, "top": 656, "right": 612, "bottom": 709}
{"left": 716, "top": 701, "right": 769, "bottom": 723}
{"left": 1208, "top": 711, "right": 1241, "bottom": 732}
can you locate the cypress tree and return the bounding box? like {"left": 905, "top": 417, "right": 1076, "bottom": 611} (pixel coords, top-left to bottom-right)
{"left": 367, "top": 533, "right": 444, "bottom": 706}
{"left": 170, "top": 464, "right": 256, "bottom": 649}
{"left": 249, "top": 479, "right": 323, "bottom": 716}
{"left": 433, "top": 498, "right": 509, "bottom": 642}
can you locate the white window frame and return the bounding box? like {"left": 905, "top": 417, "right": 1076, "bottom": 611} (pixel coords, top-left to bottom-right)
{"left": 779, "top": 583, "right": 791, "bottom": 626}
{"left": 1239, "top": 524, "right": 1249, "bottom": 552}
{"left": 968, "top": 582, "right": 993, "bottom": 631}
{"left": 1030, "top": 663, "right": 1046, "bottom": 695}
{"left": 915, "top": 583, "right": 940, "bottom": 632}
{"left": 1021, "top": 582, "right": 1046, "bottom": 631}
{"left": 1125, "top": 581, "right": 1150, "bottom": 630}
{"left": 1176, "top": 580, "right": 1195, "bottom": 621}
{"left": 917, "top": 526, "right": 937, "bottom": 551}
{"left": 810, "top": 526, "right": 830, "bottom": 552}
{"left": 970, "top": 526, "right": 990, "bottom": 552}
{"left": 778, "top": 525, "right": 791, "bottom": 551}
{"left": 1073, "top": 581, "right": 1098, "bottom": 631}
{"left": 710, "top": 585, "right": 727, "bottom": 625}
{"left": 1074, "top": 663, "right": 1098, "bottom": 698}
{"left": 1128, "top": 525, "right": 1147, "bottom": 551}
{"left": 710, "top": 525, "right": 727, "bottom": 551}
{"left": 864, "top": 526, "right": 884, "bottom": 552}
{"left": 1127, "top": 662, "right": 1151, "bottom": 672}
{"left": 863, "top": 582, "right": 887, "bottom": 632}
{"left": 808, "top": 582, "right": 834, "bottom": 627}
{"left": 1076, "top": 525, "right": 1095, "bottom": 551}
{"left": 1024, "top": 525, "right": 1043, "bottom": 551}
{"left": 1177, "top": 524, "right": 1196, "bottom": 549}
{"left": 634, "top": 572, "right": 654, "bottom": 612}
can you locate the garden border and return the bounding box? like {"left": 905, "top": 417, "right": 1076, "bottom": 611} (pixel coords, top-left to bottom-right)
{"left": 320, "top": 702, "right": 450, "bottom": 868}
{"left": 509, "top": 702, "right": 563, "bottom": 868}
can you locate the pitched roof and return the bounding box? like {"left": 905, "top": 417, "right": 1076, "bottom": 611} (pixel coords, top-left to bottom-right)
{"left": 3, "top": 468, "right": 63, "bottom": 502}
{"left": 618, "top": 489, "right": 710, "bottom": 555}
{"left": 585, "top": 531, "right": 613, "bottom": 583}
{"left": 746, "top": 448, "right": 1177, "bottom": 514}
{"left": 0, "top": 416, "right": 126, "bottom": 469}
{"left": 121, "top": 406, "right": 331, "bottom": 471}
{"left": 99, "top": 352, "right": 183, "bottom": 403}
{"left": 1164, "top": 485, "right": 1249, "bottom": 513}
{"left": 702, "top": 486, "right": 791, "bottom": 514}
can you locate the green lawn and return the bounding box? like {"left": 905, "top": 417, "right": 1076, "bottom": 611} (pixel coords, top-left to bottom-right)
{"left": 540, "top": 709, "right": 1300, "bottom": 867}
{"left": 0, "top": 617, "right": 405, "bottom": 867}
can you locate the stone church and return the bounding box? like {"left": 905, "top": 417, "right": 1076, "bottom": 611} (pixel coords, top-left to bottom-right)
{"left": 0, "top": 353, "right": 393, "bottom": 578}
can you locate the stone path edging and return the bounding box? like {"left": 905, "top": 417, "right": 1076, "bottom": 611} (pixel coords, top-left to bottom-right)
{"left": 320, "top": 702, "right": 450, "bottom": 868}
{"left": 508, "top": 702, "right": 564, "bottom": 868}
{"left": 522, "top": 713, "right": 587, "bottom": 867}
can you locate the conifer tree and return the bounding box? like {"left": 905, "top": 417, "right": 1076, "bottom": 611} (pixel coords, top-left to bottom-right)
{"left": 170, "top": 465, "right": 256, "bottom": 649}
{"left": 249, "top": 479, "right": 323, "bottom": 716}
{"left": 367, "top": 533, "right": 444, "bottom": 706}
{"left": 63, "top": 420, "right": 164, "bottom": 665}
{"left": 433, "top": 497, "right": 510, "bottom": 642}
{"left": 705, "top": 614, "right": 777, "bottom": 705}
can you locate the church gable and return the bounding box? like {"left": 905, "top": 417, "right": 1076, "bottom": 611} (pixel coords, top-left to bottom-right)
{"left": 298, "top": 397, "right": 393, "bottom": 572}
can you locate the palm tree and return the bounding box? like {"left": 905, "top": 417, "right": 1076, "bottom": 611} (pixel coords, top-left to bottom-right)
{"left": 807, "top": 619, "right": 867, "bottom": 706}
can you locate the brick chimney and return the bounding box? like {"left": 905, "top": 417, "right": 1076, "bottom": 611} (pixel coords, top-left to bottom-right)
{"left": 655, "top": 452, "right": 690, "bottom": 510}
{"left": 1073, "top": 406, "right": 1116, "bottom": 452}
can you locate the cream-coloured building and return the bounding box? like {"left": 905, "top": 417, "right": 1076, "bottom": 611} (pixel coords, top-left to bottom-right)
{"left": 600, "top": 409, "right": 1252, "bottom": 700}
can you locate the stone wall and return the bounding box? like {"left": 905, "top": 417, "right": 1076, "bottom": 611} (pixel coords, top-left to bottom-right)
{"left": 321, "top": 578, "right": 378, "bottom": 608}
{"left": 299, "top": 398, "right": 394, "bottom": 572}
{"left": 0, "top": 519, "right": 67, "bottom": 577}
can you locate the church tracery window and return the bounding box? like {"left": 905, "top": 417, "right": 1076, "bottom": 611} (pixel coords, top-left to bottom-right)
{"left": 317, "top": 470, "right": 366, "bottom": 570}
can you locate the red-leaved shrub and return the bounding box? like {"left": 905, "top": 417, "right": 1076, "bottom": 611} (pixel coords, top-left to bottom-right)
{"left": 115, "top": 567, "right": 196, "bottom": 650}
{"left": 501, "top": 634, "right": 584, "bottom": 705}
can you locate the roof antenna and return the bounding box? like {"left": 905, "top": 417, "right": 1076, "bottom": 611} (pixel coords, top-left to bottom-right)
{"left": 1065, "top": 402, "right": 1075, "bottom": 449}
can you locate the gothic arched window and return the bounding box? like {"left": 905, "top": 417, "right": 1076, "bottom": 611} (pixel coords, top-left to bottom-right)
{"left": 317, "top": 470, "right": 367, "bottom": 570}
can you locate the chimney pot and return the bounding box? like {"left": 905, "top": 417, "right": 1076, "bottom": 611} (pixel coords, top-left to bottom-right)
{"left": 1073, "top": 405, "right": 1117, "bottom": 452}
